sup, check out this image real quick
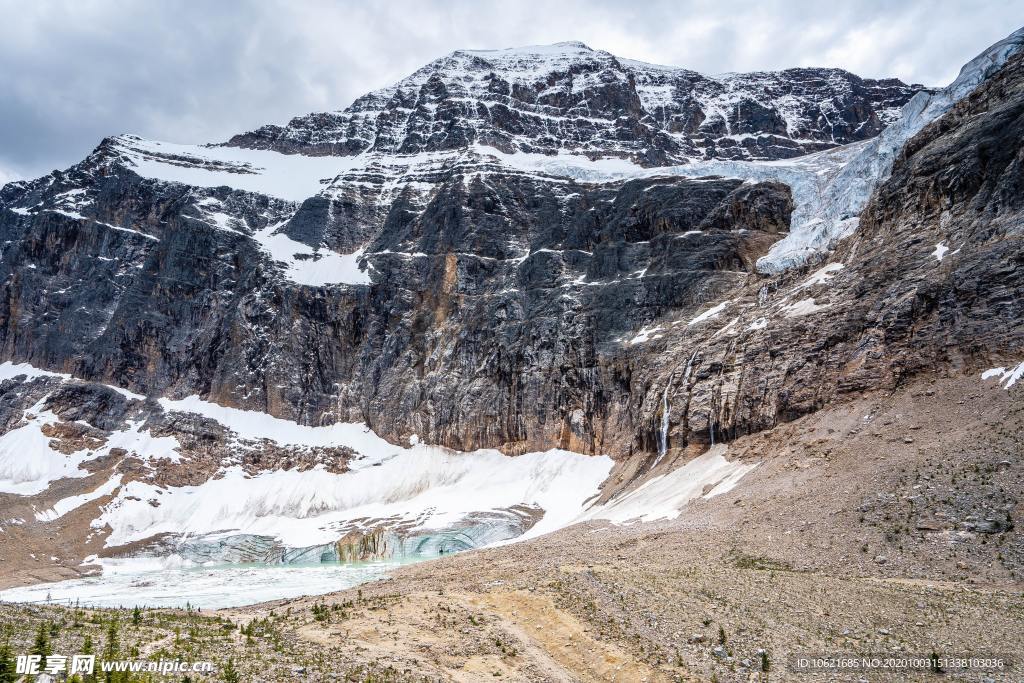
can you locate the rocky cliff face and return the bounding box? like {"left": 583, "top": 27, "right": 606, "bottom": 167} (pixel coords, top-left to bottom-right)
{"left": 623, "top": 46, "right": 1024, "bottom": 462}
{"left": 0, "top": 159, "right": 791, "bottom": 453}
{"left": 228, "top": 42, "right": 919, "bottom": 165}
{"left": 0, "top": 39, "right": 1018, "bottom": 464}
{"left": 0, "top": 38, "right": 1019, "bottom": 466}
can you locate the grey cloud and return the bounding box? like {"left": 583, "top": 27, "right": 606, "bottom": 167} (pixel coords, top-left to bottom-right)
{"left": 0, "top": 0, "right": 1018, "bottom": 180}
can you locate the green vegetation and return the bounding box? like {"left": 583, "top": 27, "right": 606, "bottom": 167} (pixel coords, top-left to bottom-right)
{"left": 31, "top": 622, "right": 51, "bottom": 659}
{"left": 0, "top": 627, "right": 17, "bottom": 683}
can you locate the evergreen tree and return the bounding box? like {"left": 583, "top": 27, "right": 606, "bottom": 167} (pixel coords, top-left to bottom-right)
{"left": 103, "top": 619, "right": 120, "bottom": 683}
{"left": 31, "top": 621, "right": 52, "bottom": 659}
{"left": 221, "top": 658, "right": 240, "bottom": 683}
{"left": 82, "top": 633, "right": 96, "bottom": 683}
{"left": 0, "top": 632, "right": 17, "bottom": 683}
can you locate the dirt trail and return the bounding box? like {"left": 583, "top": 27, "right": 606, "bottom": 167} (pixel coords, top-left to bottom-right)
{"left": 281, "top": 587, "right": 679, "bottom": 682}
{"left": 477, "top": 590, "right": 679, "bottom": 682}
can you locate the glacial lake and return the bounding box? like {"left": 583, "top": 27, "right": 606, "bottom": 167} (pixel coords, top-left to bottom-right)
{"left": 0, "top": 558, "right": 424, "bottom": 610}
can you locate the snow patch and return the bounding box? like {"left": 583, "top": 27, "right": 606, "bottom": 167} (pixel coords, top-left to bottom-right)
{"left": 0, "top": 361, "right": 70, "bottom": 383}
{"left": 111, "top": 136, "right": 356, "bottom": 202}
{"left": 103, "top": 420, "right": 181, "bottom": 463}
{"left": 0, "top": 408, "right": 94, "bottom": 495}
{"left": 253, "top": 222, "right": 371, "bottom": 286}
{"left": 0, "top": 361, "right": 145, "bottom": 400}
{"left": 983, "top": 361, "right": 1024, "bottom": 389}
{"left": 584, "top": 445, "right": 756, "bottom": 523}
{"left": 783, "top": 298, "right": 828, "bottom": 317}
{"left": 35, "top": 474, "right": 123, "bottom": 522}
{"left": 627, "top": 324, "right": 664, "bottom": 345}
{"left": 0, "top": 365, "right": 175, "bottom": 495}
{"left": 799, "top": 263, "right": 844, "bottom": 288}
{"left": 157, "top": 395, "right": 399, "bottom": 459}
{"left": 688, "top": 300, "right": 730, "bottom": 326}
{"left": 0, "top": 410, "right": 179, "bottom": 496}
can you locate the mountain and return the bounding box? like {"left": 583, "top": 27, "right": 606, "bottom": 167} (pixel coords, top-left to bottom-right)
{"left": 0, "top": 28, "right": 1021, "bottom": 623}
{"left": 228, "top": 41, "right": 919, "bottom": 165}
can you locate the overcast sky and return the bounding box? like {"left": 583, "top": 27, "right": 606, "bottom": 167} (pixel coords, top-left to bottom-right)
{"left": 0, "top": 0, "right": 1019, "bottom": 182}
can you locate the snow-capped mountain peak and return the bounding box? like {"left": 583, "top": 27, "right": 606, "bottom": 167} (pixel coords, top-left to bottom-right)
{"left": 227, "top": 41, "right": 921, "bottom": 166}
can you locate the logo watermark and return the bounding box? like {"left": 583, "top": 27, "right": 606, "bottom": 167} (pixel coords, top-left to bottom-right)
{"left": 17, "top": 654, "right": 213, "bottom": 676}
{"left": 788, "top": 653, "right": 1011, "bottom": 673}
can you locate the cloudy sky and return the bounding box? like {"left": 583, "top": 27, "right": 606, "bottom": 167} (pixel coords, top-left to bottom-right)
{"left": 0, "top": 0, "right": 1018, "bottom": 182}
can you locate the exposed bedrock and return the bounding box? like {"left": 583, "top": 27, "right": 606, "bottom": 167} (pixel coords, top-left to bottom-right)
{"left": 0, "top": 44, "right": 1019, "bottom": 464}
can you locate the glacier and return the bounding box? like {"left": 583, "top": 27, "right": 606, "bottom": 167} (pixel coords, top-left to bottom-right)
{"left": 756, "top": 26, "right": 1024, "bottom": 272}
{"left": 0, "top": 357, "right": 763, "bottom": 607}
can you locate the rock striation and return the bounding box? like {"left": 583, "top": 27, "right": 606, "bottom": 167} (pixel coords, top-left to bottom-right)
{"left": 229, "top": 42, "right": 919, "bottom": 164}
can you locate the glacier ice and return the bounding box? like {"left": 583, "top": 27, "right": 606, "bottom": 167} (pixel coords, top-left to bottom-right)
{"left": 756, "top": 26, "right": 1024, "bottom": 273}
{"left": 96, "top": 448, "right": 612, "bottom": 549}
